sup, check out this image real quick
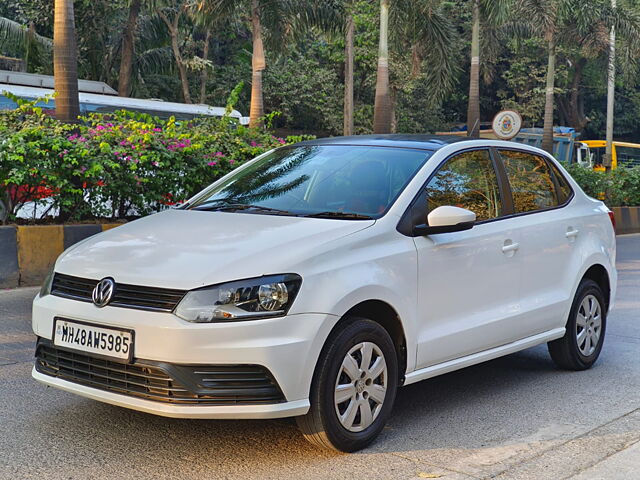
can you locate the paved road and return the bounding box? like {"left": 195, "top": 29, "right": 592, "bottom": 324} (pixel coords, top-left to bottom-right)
{"left": 1, "top": 235, "right": 639, "bottom": 480}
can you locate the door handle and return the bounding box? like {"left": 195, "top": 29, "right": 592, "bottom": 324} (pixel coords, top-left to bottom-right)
{"left": 502, "top": 241, "right": 520, "bottom": 254}
{"left": 566, "top": 228, "right": 580, "bottom": 238}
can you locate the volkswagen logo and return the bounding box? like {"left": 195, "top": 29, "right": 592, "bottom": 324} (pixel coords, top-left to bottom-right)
{"left": 92, "top": 278, "right": 115, "bottom": 307}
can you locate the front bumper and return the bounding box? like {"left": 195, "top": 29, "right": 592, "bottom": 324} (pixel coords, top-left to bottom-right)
{"left": 33, "top": 367, "right": 309, "bottom": 419}
{"left": 32, "top": 293, "right": 339, "bottom": 418}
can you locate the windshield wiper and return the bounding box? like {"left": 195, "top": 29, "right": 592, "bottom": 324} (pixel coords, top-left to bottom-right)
{"left": 192, "top": 202, "right": 294, "bottom": 215}
{"left": 304, "top": 211, "right": 374, "bottom": 220}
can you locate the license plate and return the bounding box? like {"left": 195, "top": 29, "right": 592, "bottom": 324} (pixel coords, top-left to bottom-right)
{"left": 53, "top": 318, "right": 134, "bottom": 361}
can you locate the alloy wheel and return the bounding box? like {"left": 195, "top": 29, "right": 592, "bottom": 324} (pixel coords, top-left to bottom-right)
{"left": 334, "top": 341, "right": 388, "bottom": 432}
{"left": 576, "top": 294, "right": 602, "bottom": 356}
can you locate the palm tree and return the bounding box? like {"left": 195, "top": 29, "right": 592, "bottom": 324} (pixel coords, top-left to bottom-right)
{"left": 372, "top": 0, "right": 391, "bottom": 133}
{"left": 465, "top": 0, "right": 511, "bottom": 138}
{"left": 197, "top": 0, "right": 327, "bottom": 128}
{"left": 514, "top": 0, "right": 640, "bottom": 153}
{"left": 53, "top": 0, "right": 80, "bottom": 122}
{"left": 344, "top": 11, "right": 355, "bottom": 135}
{"left": 372, "top": 0, "right": 457, "bottom": 134}
{"left": 391, "top": 0, "right": 458, "bottom": 102}
{"left": 0, "top": 17, "right": 52, "bottom": 72}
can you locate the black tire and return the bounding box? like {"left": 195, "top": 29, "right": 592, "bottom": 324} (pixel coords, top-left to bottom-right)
{"left": 548, "top": 279, "right": 607, "bottom": 370}
{"left": 296, "top": 317, "right": 398, "bottom": 452}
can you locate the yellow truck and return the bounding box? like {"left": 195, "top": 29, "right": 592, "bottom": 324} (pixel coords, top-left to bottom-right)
{"left": 582, "top": 140, "right": 640, "bottom": 170}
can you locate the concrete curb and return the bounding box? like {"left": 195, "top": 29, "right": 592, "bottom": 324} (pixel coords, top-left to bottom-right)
{"left": 611, "top": 206, "right": 640, "bottom": 235}
{"left": 0, "top": 224, "right": 122, "bottom": 288}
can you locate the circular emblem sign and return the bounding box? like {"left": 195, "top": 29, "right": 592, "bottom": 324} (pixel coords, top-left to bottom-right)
{"left": 492, "top": 110, "right": 522, "bottom": 140}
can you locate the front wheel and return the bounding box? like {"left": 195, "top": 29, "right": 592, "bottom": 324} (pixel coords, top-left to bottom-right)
{"left": 296, "top": 318, "right": 398, "bottom": 452}
{"left": 548, "top": 279, "right": 607, "bottom": 370}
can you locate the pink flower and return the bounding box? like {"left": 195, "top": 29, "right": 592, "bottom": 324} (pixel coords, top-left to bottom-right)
{"left": 68, "top": 134, "right": 78, "bottom": 141}
{"left": 96, "top": 125, "right": 106, "bottom": 131}
{"left": 215, "top": 151, "right": 224, "bottom": 157}
{"left": 208, "top": 161, "right": 217, "bottom": 166}
{"left": 229, "top": 159, "right": 235, "bottom": 164}
{"left": 152, "top": 161, "right": 159, "bottom": 167}
{"left": 153, "top": 128, "right": 162, "bottom": 132}
{"left": 250, "top": 141, "right": 257, "bottom": 147}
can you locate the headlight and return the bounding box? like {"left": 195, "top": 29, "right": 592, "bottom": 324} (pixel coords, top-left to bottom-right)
{"left": 40, "top": 265, "right": 55, "bottom": 297}
{"left": 175, "top": 274, "right": 302, "bottom": 323}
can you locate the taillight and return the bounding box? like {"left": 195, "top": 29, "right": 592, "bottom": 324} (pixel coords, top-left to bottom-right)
{"left": 608, "top": 211, "right": 616, "bottom": 229}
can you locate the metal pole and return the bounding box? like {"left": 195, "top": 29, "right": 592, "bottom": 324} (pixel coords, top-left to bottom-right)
{"left": 604, "top": 0, "right": 616, "bottom": 172}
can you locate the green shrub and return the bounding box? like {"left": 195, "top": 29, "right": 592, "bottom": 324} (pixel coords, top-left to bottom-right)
{"left": 0, "top": 99, "right": 313, "bottom": 224}
{"left": 564, "top": 163, "right": 640, "bottom": 207}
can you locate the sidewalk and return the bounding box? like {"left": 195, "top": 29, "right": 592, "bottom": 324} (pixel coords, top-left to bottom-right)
{"left": 569, "top": 440, "right": 640, "bottom": 480}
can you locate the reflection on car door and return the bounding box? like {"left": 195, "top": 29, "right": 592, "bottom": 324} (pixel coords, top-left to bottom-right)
{"left": 414, "top": 149, "right": 524, "bottom": 369}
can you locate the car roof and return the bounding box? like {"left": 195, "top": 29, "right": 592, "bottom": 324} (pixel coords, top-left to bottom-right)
{"left": 295, "top": 134, "right": 471, "bottom": 151}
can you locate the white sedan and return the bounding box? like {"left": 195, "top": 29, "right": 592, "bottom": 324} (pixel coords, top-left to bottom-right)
{"left": 32, "top": 135, "right": 617, "bottom": 452}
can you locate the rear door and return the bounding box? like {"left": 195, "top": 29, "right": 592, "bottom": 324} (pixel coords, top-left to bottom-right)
{"left": 495, "top": 148, "right": 580, "bottom": 335}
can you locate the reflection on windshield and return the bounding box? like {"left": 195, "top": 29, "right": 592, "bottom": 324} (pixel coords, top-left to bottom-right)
{"left": 189, "top": 145, "right": 431, "bottom": 219}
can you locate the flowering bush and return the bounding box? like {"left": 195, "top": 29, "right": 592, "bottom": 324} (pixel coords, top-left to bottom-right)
{"left": 0, "top": 98, "right": 312, "bottom": 224}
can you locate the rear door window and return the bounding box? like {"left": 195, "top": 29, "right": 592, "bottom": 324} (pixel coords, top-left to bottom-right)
{"left": 498, "top": 150, "right": 558, "bottom": 213}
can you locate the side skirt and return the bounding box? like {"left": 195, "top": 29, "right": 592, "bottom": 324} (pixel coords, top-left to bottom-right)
{"left": 403, "top": 328, "right": 566, "bottom": 386}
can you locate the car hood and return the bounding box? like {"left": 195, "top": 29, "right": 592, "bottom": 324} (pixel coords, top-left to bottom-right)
{"left": 56, "top": 209, "right": 374, "bottom": 289}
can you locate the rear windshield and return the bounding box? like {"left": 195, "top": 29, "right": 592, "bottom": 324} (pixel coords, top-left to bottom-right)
{"left": 188, "top": 145, "right": 432, "bottom": 219}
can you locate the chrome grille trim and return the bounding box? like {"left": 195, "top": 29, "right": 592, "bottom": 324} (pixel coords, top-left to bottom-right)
{"left": 51, "top": 273, "right": 186, "bottom": 312}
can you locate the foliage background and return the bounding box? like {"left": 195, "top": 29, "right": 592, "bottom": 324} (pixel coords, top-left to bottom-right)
{"left": 0, "top": 99, "right": 309, "bottom": 224}
{"left": 3, "top": 0, "right": 640, "bottom": 139}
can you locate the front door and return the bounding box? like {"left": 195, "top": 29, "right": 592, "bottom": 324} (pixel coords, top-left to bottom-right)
{"left": 414, "top": 149, "right": 523, "bottom": 369}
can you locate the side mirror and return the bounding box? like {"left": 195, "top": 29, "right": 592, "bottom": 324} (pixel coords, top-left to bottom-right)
{"left": 413, "top": 205, "right": 476, "bottom": 236}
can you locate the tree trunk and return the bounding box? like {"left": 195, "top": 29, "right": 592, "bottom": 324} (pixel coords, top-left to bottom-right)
{"left": 557, "top": 58, "right": 588, "bottom": 131}
{"left": 466, "top": 0, "right": 480, "bottom": 137}
{"left": 53, "top": 0, "right": 80, "bottom": 122}
{"left": 373, "top": 0, "right": 391, "bottom": 134}
{"left": 343, "top": 14, "right": 354, "bottom": 136}
{"left": 199, "top": 28, "right": 211, "bottom": 104}
{"left": 390, "top": 86, "right": 397, "bottom": 133}
{"left": 118, "top": 0, "right": 141, "bottom": 97}
{"left": 411, "top": 44, "right": 421, "bottom": 77}
{"left": 158, "top": 7, "right": 191, "bottom": 104}
{"left": 249, "top": 0, "right": 266, "bottom": 128}
{"left": 542, "top": 36, "right": 556, "bottom": 155}
{"left": 605, "top": 0, "right": 616, "bottom": 172}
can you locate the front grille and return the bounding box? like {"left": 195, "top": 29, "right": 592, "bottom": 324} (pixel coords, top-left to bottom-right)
{"left": 35, "top": 339, "right": 286, "bottom": 405}
{"left": 51, "top": 273, "right": 186, "bottom": 312}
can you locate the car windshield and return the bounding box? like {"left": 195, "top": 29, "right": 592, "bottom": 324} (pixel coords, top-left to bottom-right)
{"left": 188, "top": 145, "right": 432, "bottom": 219}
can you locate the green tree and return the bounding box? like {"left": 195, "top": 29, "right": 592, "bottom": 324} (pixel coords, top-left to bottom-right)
{"left": 514, "top": 0, "right": 640, "bottom": 153}
{"left": 0, "top": 17, "right": 51, "bottom": 71}
{"left": 53, "top": 0, "right": 80, "bottom": 122}
{"left": 118, "top": 0, "right": 142, "bottom": 96}
{"left": 465, "top": 0, "right": 511, "bottom": 137}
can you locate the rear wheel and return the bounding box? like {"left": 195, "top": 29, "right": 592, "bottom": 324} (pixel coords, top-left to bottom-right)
{"left": 548, "top": 279, "right": 607, "bottom": 370}
{"left": 296, "top": 318, "right": 398, "bottom": 452}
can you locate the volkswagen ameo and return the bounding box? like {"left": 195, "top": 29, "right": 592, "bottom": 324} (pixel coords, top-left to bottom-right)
{"left": 33, "top": 135, "right": 616, "bottom": 452}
